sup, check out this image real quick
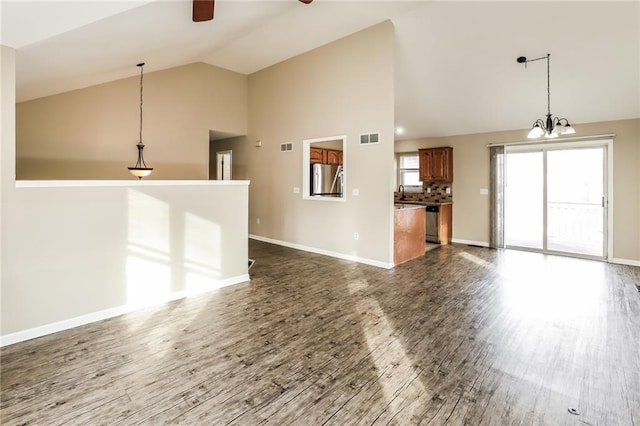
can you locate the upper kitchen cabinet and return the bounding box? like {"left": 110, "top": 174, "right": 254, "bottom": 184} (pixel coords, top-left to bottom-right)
{"left": 310, "top": 147, "right": 327, "bottom": 164}
{"left": 419, "top": 147, "right": 453, "bottom": 182}
{"left": 311, "top": 147, "right": 343, "bottom": 165}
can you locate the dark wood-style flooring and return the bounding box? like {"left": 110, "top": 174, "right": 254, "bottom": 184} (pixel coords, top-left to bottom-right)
{"left": 2, "top": 240, "right": 639, "bottom": 425}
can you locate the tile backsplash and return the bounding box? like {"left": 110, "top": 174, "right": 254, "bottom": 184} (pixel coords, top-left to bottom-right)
{"left": 394, "top": 182, "right": 453, "bottom": 204}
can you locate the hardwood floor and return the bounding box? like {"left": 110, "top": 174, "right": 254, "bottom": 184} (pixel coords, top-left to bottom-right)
{"left": 2, "top": 240, "right": 639, "bottom": 425}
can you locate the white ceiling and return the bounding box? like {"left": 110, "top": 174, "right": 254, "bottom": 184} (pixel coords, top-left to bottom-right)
{"left": 1, "top": 0, "right": 638, "bottom": 140}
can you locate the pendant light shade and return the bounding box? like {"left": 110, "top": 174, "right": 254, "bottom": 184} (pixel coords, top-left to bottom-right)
{"left": 517, "top": 54, "right": 575, "bottom": 139}
{"left": 128, "top": 62, "right": 153, "bottom": 179}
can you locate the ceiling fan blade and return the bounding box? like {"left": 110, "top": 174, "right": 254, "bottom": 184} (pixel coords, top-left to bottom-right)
{"left": 298, "top": 0, "right": 313, "bottom": 4}
{"left": 193, "top": 0, "right": 214, "bottom": 22}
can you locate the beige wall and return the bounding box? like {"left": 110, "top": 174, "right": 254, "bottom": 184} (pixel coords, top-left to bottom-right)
{"left": 3, "top": 50, "right": 250, "bottom": 342}
{"left": 16, "top": 62, "right": 248, "bottom": 180}
{"left": 239, "top": 21, "right": 396, "bottom": 266}
{"left": 395, "top": 118, "right": 640, "bottom": 263}
{"left": 1, "top": 181, "right": 249, "bottom": 340}
{"left": 1, "top": 46, "right": 17, "bottom": 317}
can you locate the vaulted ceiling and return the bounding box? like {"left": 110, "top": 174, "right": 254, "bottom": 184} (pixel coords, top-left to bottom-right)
{"left": 2, "top": 1, "right": 638, "bottom": 140}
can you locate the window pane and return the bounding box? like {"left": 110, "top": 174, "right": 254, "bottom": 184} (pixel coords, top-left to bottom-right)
{"left": 400, "top": 155, "right": 419, "bottom": 169}
{"left": 401, "top": 171, "right": 421, "bottom": 186}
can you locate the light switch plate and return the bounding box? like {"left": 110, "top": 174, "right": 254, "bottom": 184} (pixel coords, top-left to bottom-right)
{"left": 293, "top": 187, "right": 300, "bottom": 194}
{"left": 353, "top": 188, "right": 359, "bottom": 196}
{"left": 480, "top": 188, "right": 489, "bottom": 195}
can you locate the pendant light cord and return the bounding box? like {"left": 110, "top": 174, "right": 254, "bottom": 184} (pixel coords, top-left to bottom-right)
{"left": 546, "top": 53, "right": 551, "bottom": 117}
{"left": 138, "top": 63, "right": 144, "bottom": 144}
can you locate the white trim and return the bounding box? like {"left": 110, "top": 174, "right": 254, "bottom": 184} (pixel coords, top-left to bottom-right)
{"left": 487, "top": 133, "right": 616, "bottom": 147}
{"left": 16, "top": 180, "right": 250, "bottom": 188}
{"left": 249, "top": 234, "right": 394, "bottom": 269}
{"left": 451, "top": 238, "right": 490, "bottom": 247}
{"left": 609, "top": 258, "right": 640, "bottom": 267}
{"left": 216, "top": 150, "right": 233, "bottom": 180}
{"left": 606, "top": 140, "right": 614, "bottom": 262}
{"left": 302, "top": 135, "right": 347, "bottom": 201}
{"left": 0, "top": 274, "right": 250, "bottom": 347}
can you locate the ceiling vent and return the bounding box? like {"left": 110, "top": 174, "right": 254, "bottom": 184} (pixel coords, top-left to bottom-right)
{"left": 360, "top": 132, "right": 379, "bottom": 145}
{"left": 280, "top": 142, "right": 293, "bottom": 152}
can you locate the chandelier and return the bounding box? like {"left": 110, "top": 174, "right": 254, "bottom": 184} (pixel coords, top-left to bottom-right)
{"left": 128, "top": 62, "right": 153, "bottom": 179}
{"left": 517, "top": 53, "right": 575, "bottom": 139}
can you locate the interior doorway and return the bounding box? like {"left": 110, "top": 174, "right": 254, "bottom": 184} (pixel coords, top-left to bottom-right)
{"left": 504, "top": 143, "right": 607, "bottom": 259}
{"left": 216, "top": 150, "right": 232, "bottom": 180}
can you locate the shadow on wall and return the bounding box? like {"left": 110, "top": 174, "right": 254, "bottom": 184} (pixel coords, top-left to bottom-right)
{"left": 1, "top": 183, "right": 247, "bottom": 343}
{"left": 126, "top": 188, "right": 229, "bottom": 309}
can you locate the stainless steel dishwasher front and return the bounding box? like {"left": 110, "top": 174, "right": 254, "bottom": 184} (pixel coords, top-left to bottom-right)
{"left": 425, "top": 204, "right": 439, "bottom": 243}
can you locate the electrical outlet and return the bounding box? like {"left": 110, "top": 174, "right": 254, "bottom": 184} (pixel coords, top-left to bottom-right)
{"left": 293, "top": 187, "right": 300, "bottom": 194}
{"left": 257, "top": 218, "right": 260, "bottom": 225}
{"left": 446, "top": 187, "right": 451, "bottom": 194}
{"left": 352, "top": 188, "right": 359, "bottom": 196}
{"left": 480, "top": 188, "right": 489, "bottom": 195}
{"left": 354, "top": 232, "right": 359, "bottom": 240}
{"left": 426, "top": 187, "right": 431, "bottom": 193}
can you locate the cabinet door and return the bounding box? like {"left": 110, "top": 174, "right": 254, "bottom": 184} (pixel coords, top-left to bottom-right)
{"left": 431, "top": 148, "right": 447, "bottom": 181}
{"left": 438, "top": 204, "right": 453, "bottom": 244}
{"left": 310, "top": 147, "right": 325, "bottom": 164}
{"left": 327, "top": 150, "right": 340, "bottom": 165}
{"left": 419, "top": 150, "right": 432, "bottom": 182}
{"left": 433, "top": 147, "right": 453, "bottom": 182}
{"left": 338, "top": 151, "right": 343, "bottom": 165}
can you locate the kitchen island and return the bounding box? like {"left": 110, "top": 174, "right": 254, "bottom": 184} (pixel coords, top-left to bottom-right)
{"left": 394, "top": 204, "right": 426, "bottom": 265}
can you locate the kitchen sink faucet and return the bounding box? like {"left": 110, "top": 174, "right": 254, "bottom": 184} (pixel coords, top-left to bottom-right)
{"left": 398, "top": 185, "right": 406, "bottom": 201}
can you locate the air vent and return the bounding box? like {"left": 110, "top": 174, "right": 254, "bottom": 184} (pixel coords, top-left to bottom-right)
{"left": 359, "top": 132, "right": 380, "bottom": 145}
{"left": 280, "top": 142, "right": 293, "bottom": 152}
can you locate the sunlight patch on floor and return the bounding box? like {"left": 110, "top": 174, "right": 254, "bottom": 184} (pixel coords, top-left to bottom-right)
{"left": 458, "top": 251, "right": 493, "bottom": 269}
{"left": 348, "top": 279, "right": 428, "bottom": 420}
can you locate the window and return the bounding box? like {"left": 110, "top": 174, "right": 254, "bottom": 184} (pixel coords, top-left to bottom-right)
{"left": 398, "top": 153, "right": 422, "bottom": 190}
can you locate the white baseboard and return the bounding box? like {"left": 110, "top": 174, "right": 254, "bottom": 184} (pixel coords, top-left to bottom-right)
{"left": 609, "top": 258, "right": 640, "bottom": 267}
{"left": 249, "top": 234, "right": 394, "bottom": 269}
{"left": 0, "top": 274, "right": 250, "bottom": 348}
{"left": 451, "top": 238, "right": 490, "bottom": 248}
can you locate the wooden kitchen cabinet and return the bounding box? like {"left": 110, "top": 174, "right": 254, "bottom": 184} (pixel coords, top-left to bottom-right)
{"left": 311, "top": 147, "right": 343, "bottom": 165}
{"left": 310, "top": 147, "right": 327, "bottom": 164}
{"left": 394, "top": 205, "right": 426, "bottom": 265}
{"left": 439, "top": 203, "right": 453, "bottom": 245}
{"left": 327, "top": 149, "right": 340, "bottom": 165}
{"left": 419, "top": 147, "right": 453, "bottom": 182}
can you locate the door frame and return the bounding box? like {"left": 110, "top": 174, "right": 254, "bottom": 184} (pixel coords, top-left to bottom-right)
{"left": 216, "top": 150, "right": 232, "bottom": 180}
{"left": 504, "top": 139, "right": 612, "bottom": 261}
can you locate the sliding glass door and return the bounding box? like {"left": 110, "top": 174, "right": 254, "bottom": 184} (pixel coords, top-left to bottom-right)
{"left": 546, "top": 148, "right": 604, "bottom": 256}
{"left": 504, "top": 144, "right": 606, "bottom": 259}
{"left": 505, "top": 151, "right": 544, "bottom": 250}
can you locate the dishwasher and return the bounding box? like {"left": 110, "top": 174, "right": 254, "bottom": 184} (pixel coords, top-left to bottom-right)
{"left": 425, "top": 205, "right": 440, "bottom": 243}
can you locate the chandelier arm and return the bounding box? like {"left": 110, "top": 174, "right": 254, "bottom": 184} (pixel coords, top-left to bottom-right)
{"left": 524, "top": 55, "right": 549, "bottom": 63}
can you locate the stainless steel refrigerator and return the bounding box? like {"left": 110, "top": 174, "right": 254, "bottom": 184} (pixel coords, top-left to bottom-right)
{"left": 310, "top": 163, "right": 343, "bottom": 197}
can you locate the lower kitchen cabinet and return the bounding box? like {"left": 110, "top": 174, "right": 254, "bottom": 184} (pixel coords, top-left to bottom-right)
{"left": 439, "top": 204, "right": 452, "bottom": 245}
{"left": 426, "top": 204, "right": 452, "bottom": 244}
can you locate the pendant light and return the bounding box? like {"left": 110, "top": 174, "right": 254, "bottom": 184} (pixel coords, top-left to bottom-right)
{"left": 128, "top": 62, "right": 153, "bottom": 179}
{"left": 517, "top": 53, "right": 575, "bottom": 139}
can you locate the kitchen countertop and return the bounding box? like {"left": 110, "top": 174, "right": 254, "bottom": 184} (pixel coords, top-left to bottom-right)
{"left": 394, "top": 203, "right": 426, "bottom": 210}
{"left": 395, "top": 201, "right": 453, "bottom": 206}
